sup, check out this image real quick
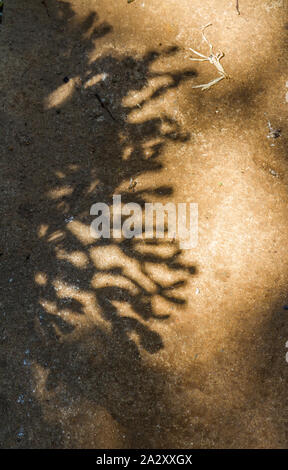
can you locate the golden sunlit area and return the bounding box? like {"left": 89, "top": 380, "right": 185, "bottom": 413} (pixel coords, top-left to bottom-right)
{"left": 1, "top": 0, "right": 288, "bottom": 453}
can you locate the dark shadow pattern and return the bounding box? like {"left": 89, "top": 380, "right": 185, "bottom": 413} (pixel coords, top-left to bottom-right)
{"left": 0, "top": 1, "right": 198, "bottom": 448}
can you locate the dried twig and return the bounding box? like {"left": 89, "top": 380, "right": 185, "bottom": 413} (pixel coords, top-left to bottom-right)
{"left": 236, "top": 0, "right": 240, "bottom": 15}
{"left": 41, "top": 0, "right": 50, "bottom": 17}
{"left": 189, "top": 24, "right": 229, "bottom": 90}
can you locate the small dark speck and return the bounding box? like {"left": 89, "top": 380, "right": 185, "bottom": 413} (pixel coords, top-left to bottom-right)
{"left": 283, "top": 305, "right": 288, "bottom": 310}
{"left": 63, "top": 77, "right": 70, "bottom": 83}
{"left": 271, "top": 129, "right": 281, "bottom": 139}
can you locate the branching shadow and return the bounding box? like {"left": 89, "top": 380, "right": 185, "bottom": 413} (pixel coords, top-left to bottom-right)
{"left": 0, "top": 2, "right": 198, "bottom": 448}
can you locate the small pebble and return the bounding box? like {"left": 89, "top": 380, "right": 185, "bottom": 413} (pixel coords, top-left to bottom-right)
{"left": 17, "top": 427, "right": 25, "bottom": 439}
{"left": 17, "top": 395, "right": 25, "bottom": 404}
{"left": 269, "top": 169, "right": 278, "bottom": 177}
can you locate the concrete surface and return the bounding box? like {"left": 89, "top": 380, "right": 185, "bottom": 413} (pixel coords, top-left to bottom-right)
{"left": 1, "top": 0, "right": 288, "bottom": 448}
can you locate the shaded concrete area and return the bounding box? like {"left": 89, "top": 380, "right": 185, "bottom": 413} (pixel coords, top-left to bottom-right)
{"left": 1, "top": 0, "right": 288, "bottom": 448}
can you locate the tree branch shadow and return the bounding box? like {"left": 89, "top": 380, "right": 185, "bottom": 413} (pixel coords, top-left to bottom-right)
{"left": 0, "top": 1, "right": 199, "bottom": 448}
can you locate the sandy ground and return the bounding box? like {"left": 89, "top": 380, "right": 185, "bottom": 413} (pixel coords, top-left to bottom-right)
{"left": 1, "top": 0, "right": 288, "bottom": 448}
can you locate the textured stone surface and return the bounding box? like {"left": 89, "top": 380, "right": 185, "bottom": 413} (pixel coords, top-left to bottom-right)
{"left": 1, "top": 0, "right": 288, "bottom": 448}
